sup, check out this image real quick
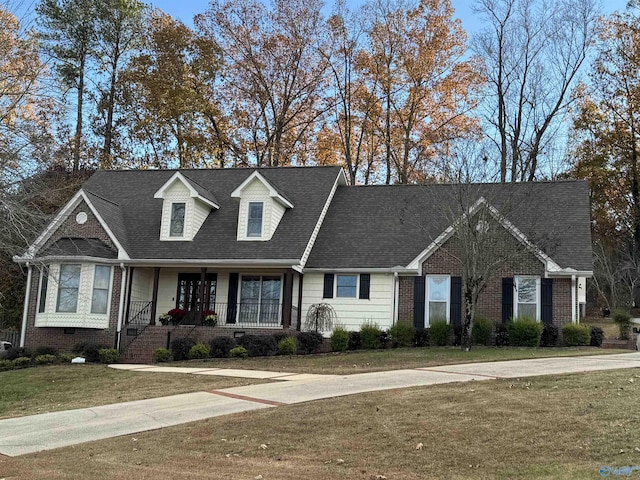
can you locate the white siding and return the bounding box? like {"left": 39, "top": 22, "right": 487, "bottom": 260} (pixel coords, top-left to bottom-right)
{"left": 35, "top": 262, "right": 113, "bottom": 329}
{"left": 300, "top": 273, "right": 395, "bottom": 333}
{"left": 236, "top": 178, "right": 285, "bottom": 241}
{"left": 159, "top": 180, "right": 211, "bottom": 241}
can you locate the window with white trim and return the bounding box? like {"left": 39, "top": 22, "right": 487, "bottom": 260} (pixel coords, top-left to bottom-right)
{"left": 426, "top": 275, "right": 450, "bottom": 324}
{"left": 515, "top": 276, "right": 540, "bottom": 320}
{"left": 56, "top": 264, "right": 81, "bottom": 313}
{"left": 247, "top": 202, "right": 263, "bottom": 237}
{"left": 336, "top": 274, "right": 357, "bottom": 298}
{"left": 170, "top": 202, "right": 186, "bottom": 237}
{"left": 239, "top": 275, "right": 281, "bottom": 324}
{"left": 38, "top": 269, "right": 48, "bottom": 313}
{"left": 91, "top": 266, "right": 111, "bottom": 314}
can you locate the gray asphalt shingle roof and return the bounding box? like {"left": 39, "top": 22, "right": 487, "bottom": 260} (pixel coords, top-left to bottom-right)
{"left": 305, "top": 180, "right": 593, "bottom": 271}
{"left": 80, "top": 166, "right": 342, "bottom": 261}
{"left": 41, "top": 238, "right": 118, "bottom": 259}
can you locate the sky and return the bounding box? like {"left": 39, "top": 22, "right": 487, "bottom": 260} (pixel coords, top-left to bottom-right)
{"left": 148, "top": 0, "right": 632, "bottom": 35}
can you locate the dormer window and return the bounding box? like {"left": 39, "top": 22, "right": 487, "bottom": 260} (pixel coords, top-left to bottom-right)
{"left": 247, "top": 202, "right": 263, "bottom": 237}
{"left": 170, "top": 203, "right": 186, "bottom": 237}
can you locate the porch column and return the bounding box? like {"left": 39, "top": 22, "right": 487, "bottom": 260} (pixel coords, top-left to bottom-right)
{"left": 124, "top": 266, "right": 134, "bottom": 324}
{"left": 296, "top": 272, "right": 304, "bottom": 331}
{"left": 150, "top": 267, "right": 160, "bottom": 326}
{"left": 282, "top": 270, "right": 293, "bottom": 329}
{"left": 198, "top": 267, "right": 207, "bottom": 324}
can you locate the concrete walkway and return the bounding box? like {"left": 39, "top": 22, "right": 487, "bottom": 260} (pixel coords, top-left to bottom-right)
{"left": 1, "top": 352, "right": 639, "bottom": 457}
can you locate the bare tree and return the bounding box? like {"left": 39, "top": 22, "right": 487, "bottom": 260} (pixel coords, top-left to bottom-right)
{"left": 474, "top": 0, "right": 598, "bottom": 182}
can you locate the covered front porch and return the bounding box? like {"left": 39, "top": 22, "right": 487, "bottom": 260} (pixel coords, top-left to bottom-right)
{"left": 122, "top": 266, "right": 302, "bottom": 330}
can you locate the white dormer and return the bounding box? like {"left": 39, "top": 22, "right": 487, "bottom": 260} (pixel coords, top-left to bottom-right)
{"left": 231, "top": 171, "right": 294, "bottom": 241}
{"left": 154, "top": 172, "right": 219, "bottom": 241}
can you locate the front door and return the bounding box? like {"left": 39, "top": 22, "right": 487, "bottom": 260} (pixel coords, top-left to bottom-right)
{"left": 176, "top": 273, "right": 217, "bottom": 323}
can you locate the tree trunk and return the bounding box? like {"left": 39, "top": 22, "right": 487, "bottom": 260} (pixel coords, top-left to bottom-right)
{"left": 74, "top": 56, "right": 85, "bottom": 172}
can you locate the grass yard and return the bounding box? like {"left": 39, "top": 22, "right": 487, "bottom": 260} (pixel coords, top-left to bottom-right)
{"left": 0, "top": 365, "right": 268, "bottom": 419}
{"left": 180, "top": 346, "right": 625, "bottom": 375}
{"left": 3, "top": 367, "right": 640, "bottom": 480}
{"left": 582, "top": 317, "right": 620, "bottom": 338}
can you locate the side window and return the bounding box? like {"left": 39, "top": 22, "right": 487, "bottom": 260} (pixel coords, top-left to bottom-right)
{"left": 170, "top": 202, "right": 186, "bottom": 237}
{"left": 515, "top": 276, "right": 539, "bottom": 320}
{"left": 91, "top": 266, "right": 111, "bottom": 314}
{"left": 427, "top": 275, "right": 450, "bottom": 324}
{"left": 38, "top": 268, "right": 48, "bottom": 313}
{"left": 247, "top": 202, "right": 263, "bottom": 237}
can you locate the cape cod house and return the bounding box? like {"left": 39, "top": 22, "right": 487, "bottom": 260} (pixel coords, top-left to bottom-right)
{"left": 14, "top": 166, "right": 593, "bottom": 361}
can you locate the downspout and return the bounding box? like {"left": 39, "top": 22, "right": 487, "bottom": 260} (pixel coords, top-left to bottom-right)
{"left": 19, "top": 263, "right": 32, "bottom": 347}
{"left": 571, "top": 274, "right": 577, "bottom": 324}
{"left": 393, "top": 272, "right": 399, "bottom": 325}
{"left": 116, "top": 263, "right": 127, "bottom": 350}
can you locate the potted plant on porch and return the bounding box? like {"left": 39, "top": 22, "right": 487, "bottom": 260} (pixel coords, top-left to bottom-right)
{"left": 203, "top": 310, "right": 218, "bottom": 327}
{"left": 167, "top": 308, "right": 186, "bottom": 326}
{"left": 158, "top": 313, "right": 172, "bottom": 326}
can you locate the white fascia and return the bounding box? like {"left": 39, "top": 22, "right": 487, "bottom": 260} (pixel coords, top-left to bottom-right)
{"left": 230, "top": 171, "right": 294, "bottom": 208}
{"left": 154, "top": 171, "right": 220, "bottom": 209}
{"left": 15, "top": 190, "right": 130, "bottom": 263}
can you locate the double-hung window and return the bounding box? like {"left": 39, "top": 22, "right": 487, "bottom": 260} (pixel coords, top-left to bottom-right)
{"left": 170, "top": 203, "right": 186, "bottom": 237}
{"left": 336, "top": 275, "right": 357, "bottom": 297}
{"left": 91, "top": 266, "right": 111, "bottom": 314}
{"left": 239, "top": 275, "right": 281, "bottom": 324}
{"left": 38, "top": 269, "right": 49, "bottom": 313}
{"left": 56, "top": 265, "right": 81, "bottom": 313}
{"left": 427, "top": 275, "right": 450, "bottom": 325}
{"left": 247, "top": 202, "right": 263, "bottom": 237}
{"left": 515, "top": 276, "right": 539, "bottom": 320}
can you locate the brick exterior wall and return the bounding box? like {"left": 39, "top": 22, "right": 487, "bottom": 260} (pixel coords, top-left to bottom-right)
{"left": 397, "top": 230, "right": 574, "bottom": 327}
{"left": 42, "top": 200, "right": 116, "bottom": 252}
{"left": 24, "top": 203, "right": 122, "bottom": 351}
{"left": 24, "top": 265, "right": 123, "bottom": 351}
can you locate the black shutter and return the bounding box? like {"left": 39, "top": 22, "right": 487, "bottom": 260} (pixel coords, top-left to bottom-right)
{"left": 359, "top": 274, "right": 370, "bottom": 299}
{"left": 450, "top": 277, "right": 462, "bottom": 327}
{"left": 323, "top": 273, "right": 334, "bottom": 299}
{"left": 502, "top": 277, "right": 514, "bottom": 323}
{"left": 541, "top": 278, "right": 553, "bottom": 324}
{"left": 226, "top": 272, "right": 239, "bottom": 324}
{"left": 414, "top": 276, "right": 426, "bottom": 329}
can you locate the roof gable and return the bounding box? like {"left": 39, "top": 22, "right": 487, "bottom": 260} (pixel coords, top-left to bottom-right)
{"left": 154, "top": 171, "right": 220, "bottom": 209}
{"left": 230, "top": 171, "right": 294, "bottom": 208}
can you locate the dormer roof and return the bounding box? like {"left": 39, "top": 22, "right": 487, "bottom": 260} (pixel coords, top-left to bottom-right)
{"left": 154, "top": 171, "right": 220, "bottom": 209}
{"left": 230, "top": 171, "right": 294, "bottom": 209}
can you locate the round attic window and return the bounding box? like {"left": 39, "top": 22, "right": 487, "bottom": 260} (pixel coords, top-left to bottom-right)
{"left": 75, "top": 211, "right": 88, "bottom": 225}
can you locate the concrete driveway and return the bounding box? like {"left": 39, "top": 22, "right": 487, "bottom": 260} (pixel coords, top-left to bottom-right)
{"left": 0, "top": 352, "right": 639, "bottom": 457}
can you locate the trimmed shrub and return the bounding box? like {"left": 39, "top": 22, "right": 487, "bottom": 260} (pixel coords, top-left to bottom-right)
{"left": 98, "top": 348, "right": 120, "bottom": 364}
{"left": 5, "top": 347, "right": 32, "bottom": 361}
{"left": 58, "top": 353, "right": 75, "bottom": 363}
{"left": 540, "top": 323, "right": 559, "bottom": 347}
{"left": 272, "top": 332, "right": 291, "bottom": 345}
{"left": 389, "top": 323, "right": 416, "bottom": 348}
{"left": 348, "top": 331, "right": 361, "bottom": 350}
{"left": 494, "top": 324, "right": 509, "bottom": 347}
{"left": 429, "top": 321, "right": 453, "bottom": 346}
{"left": 453, "top": 325, "right": 463, "bottom": 346}
{"left": 13, "top": 356, "right": 31, "bottom": 368}
{"left": 360, "top": 322, "right": 382, "bottom": 349}
{"left": 472, "top": 316, "right": 493, "bottom": 346}
{"left": 152, "top": 348, "right": 171, "bottom": 363}
{"left": 210, "top": 337, "right": 237, "bottom": 358}
{"left": 330, "top": 326, "right": 349, "bottom": 352}
{"left": 507, "top": 318, "right": 542, "bottom": 347}
{"left": 414, "top": 328, "right": 429, "bottom": 347}
{"left": 188, "top": 343, "right": 210, "bottom": 360}
{"left": 297, "top": 331, "right": 324, "bottom": 354}
{"left": 170, "top": 337, "right": 197, "bottom": 361}
{"left": 590, "top": 326, "right": 605, "bottom": 347}
{"left": 237, "top": 335, "right": 277, "bottom": 357}
{"left": 71, "top": 342, "right": 87, "bottom": 354}
{"left": 35, "top": 354, "right": 57, "bottom": 365}
{"left": 561, "top": 324, "right": 591, "bottom": 346}
{"left": 277, "top": 337, "right": 297, "bottom": 356}
{"left": 229, "top": 346, "right": 248, "bottom": 358}
{"left": 0, "top": 359, "right": 13, "bottom": 371}
{"left": 612, "top": 309, "right": 632, "bottom": 340}
{"left": 34, "top": 346, "right": 58, "bottom": 358}
{"left": 82, "top": 343, "right": 109, "bottom": 363}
